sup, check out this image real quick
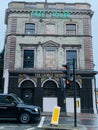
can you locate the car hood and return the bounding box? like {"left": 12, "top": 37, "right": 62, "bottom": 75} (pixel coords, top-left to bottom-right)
{"left": 17, "top": 103, "right": 39, "bottom": 109}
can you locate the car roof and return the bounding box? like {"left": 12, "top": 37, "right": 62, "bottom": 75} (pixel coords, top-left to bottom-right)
{"left": 0, "top": 93, "right": 15, "bottom": 96}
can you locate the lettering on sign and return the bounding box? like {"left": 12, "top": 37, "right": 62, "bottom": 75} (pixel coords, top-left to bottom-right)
{"left": 35, "top": 73, "right": 63, "bottom": 77}
{"left": 31, "top": 10, "right": 71, "bottom": 18}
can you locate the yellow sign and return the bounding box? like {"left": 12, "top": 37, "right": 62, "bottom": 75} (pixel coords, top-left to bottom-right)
{"left": 51, "top": 106, "right": 60, "bottom": 125}
{"left": 76, "top": 100, "right": 79, "bottom": 108}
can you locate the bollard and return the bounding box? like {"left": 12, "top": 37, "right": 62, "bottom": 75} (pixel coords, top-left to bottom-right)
{"left": 51, "top": 106, "right": 60, "bottom": 126}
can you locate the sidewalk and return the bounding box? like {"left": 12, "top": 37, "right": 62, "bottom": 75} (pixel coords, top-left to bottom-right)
{"left": 41, "top": 112, "right": 98, "bottom": 117}
{"left": 42, "top": 124, "right": 86, "bottom": 130}
{"left": 41, "top": 112, "right": 98, "bottom": 130}
{"left": 41, "top": 112, "right": 71, "bottom": 117}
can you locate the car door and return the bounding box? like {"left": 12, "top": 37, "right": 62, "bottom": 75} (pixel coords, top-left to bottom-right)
{"left": 0, "top": 95, "right": 18, "bottom": 118}
{"left": 0, "top": 95, "right": 7, "bottom": 118}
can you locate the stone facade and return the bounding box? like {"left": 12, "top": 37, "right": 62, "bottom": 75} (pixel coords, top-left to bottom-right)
{"left": 3, "top": 1, "right": 97, "bottom": 113}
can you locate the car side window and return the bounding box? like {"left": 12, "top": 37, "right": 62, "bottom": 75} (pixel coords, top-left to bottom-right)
{"left": 3, "top": 96, "right": 15, "bottom": 104}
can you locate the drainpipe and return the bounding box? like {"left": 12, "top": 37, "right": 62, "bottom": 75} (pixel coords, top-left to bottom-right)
{"left": 3, "top": 69, "right": 9, "bottom": 94}
{"left": 93, "top": 77, "right": 97, "bottom": 113}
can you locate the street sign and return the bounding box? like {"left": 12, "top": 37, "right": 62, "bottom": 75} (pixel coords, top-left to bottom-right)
{"left": 51, "top": 106, "right": 60, "bottom": 125}
{"left": 76, "top": 100, "right": 79, "bottom": 108}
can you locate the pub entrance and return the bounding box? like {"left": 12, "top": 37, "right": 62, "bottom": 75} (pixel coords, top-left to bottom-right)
{"left": 42, "top": 79, "right": 58, "bottom": 112}
{"left": 20, "top": 80, "right": 35, "bottom": 105}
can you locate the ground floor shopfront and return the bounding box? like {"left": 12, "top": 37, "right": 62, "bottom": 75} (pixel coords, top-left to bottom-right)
{"left": 3, "top": 69, "right": 97, "bottom": 113}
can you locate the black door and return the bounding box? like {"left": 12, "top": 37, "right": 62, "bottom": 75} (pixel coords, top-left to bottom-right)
{"left": 20, "top": 80, "right": 35, "bottom": 105}
{"left": 21, "top": 88, "right": 34, "bottom": 104}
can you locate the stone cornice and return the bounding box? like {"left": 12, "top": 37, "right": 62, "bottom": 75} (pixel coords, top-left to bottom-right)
{"left": 5, "top": 8, "right": 93, "bottom": 23}
{"left": 6, "top": 8, "right": 93, "bottom": 15}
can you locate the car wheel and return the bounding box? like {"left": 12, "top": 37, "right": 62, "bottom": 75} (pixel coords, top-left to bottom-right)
{"left": 20, "top": 112, "right": 31, "bottom": 124}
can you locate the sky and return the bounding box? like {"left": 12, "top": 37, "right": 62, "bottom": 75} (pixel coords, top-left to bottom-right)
{"left": 0, "top": 0, "right": 98, "bottom": 86}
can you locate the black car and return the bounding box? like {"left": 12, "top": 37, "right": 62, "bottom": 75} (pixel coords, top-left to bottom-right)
{"left": 0, "top": 93, "right": 41, "bottom": 123}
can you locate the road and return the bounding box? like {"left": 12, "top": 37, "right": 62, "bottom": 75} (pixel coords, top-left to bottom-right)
{"left": 0, "top": 121, "right": 38, "bottom": 130}
{"left": 0, "top": 113, "right": 98, "bottom": 130}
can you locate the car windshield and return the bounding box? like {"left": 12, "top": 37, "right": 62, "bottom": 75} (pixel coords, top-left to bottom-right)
{"left": 13, "top": 94, "right": 24, "bottom": 104}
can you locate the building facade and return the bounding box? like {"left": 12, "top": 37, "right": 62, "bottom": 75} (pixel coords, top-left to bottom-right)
{"left": 3, "top": 1, "right": 97, "bottom": 113}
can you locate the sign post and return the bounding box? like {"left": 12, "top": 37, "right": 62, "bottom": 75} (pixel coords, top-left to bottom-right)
{"left": 73, "top": 58, "right": 77, "bottom": 127}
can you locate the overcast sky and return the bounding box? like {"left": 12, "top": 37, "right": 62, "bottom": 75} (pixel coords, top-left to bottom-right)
{"left": 0, "top": 0, "right": 98, "bottom": 86}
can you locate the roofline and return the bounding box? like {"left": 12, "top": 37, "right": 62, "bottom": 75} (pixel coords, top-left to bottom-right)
{"left": 8, "top": 1, "right": 91, "bottom": 5}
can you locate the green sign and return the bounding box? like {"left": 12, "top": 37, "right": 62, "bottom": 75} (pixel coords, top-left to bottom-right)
{"left": 31, "top": 10, "right": 70, "bottom": 19}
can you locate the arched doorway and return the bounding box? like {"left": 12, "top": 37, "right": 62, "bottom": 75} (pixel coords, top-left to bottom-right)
{"left": 42, "top": 79, "right": 58, "bottom": 112}
{"left": 20, "top": 80, "right": 35, "bottom": 104}
{"left": 66, "top": 81, "right": 81, "bottom": 113}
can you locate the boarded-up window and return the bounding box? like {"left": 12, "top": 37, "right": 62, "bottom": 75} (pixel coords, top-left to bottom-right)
{"left": 45, "top": 49, "right": 57, "bottom": 69}
{"left": 45, "top": 24, "right": 55, "bottom": 34}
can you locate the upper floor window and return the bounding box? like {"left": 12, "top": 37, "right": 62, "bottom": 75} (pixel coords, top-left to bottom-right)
{"left": 66, "top": 24, "right": 76, "bottom": 35}
{"left": 66, "top": 50, "right": 77, "bottom": 69}
{"left": 23, "top": 50, "right": 34, "bottom": 68}
{"left": 25, "top": 23, "right": 35, "bottom": 34}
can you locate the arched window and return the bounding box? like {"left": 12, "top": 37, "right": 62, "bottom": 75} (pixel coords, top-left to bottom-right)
{"left": 43, "top": 80, "right": 57, "bottom": 97}
{"left": 66, "top": 81, "right": 80, "bottom": 97}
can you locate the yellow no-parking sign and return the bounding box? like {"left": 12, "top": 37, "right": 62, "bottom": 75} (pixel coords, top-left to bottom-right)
{"left": 51, "top": 106, "right": 61, "bottom": 125}
{"left": 76, "top": 100, "right": 79, "bottom": 108}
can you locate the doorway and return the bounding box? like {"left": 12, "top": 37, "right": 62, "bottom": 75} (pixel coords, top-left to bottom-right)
{"left": 42, "top": 80, "right": 58, "bottom": 112}
{"left": 20, "top": 80, "right": 35, "bottom": 104}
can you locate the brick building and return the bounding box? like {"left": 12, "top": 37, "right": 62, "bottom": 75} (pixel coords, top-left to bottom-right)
{"left": 3, "top": 1, "right": 97, "bottom": 113}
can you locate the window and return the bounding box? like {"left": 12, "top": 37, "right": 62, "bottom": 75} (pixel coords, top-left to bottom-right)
{"left": 66, "top": 24, "right": 76, "bottom": 35}
{"left": 0, "top": 95, "right": 2, "bottom": 103}
{"left": 66, "top": 50, "right": 77, "bottom": 69}
{"left": 43, "top": 81, "right": 57, "bottom": 97}
{"left": 23, "top": 50, "right": 34, "bottom": 68}
{"left": 3, "top": 96, "right": 15, "bottom": 104}
{"left": 25, "top": 23, "right": 35, "bottom": 34}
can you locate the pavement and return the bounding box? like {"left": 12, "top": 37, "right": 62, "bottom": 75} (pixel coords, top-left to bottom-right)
{"left": 41, "top": 112, "right": 98, "bottom": 130}
{"left": 42, "top": 124, "right": 86, "bottom": 130}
